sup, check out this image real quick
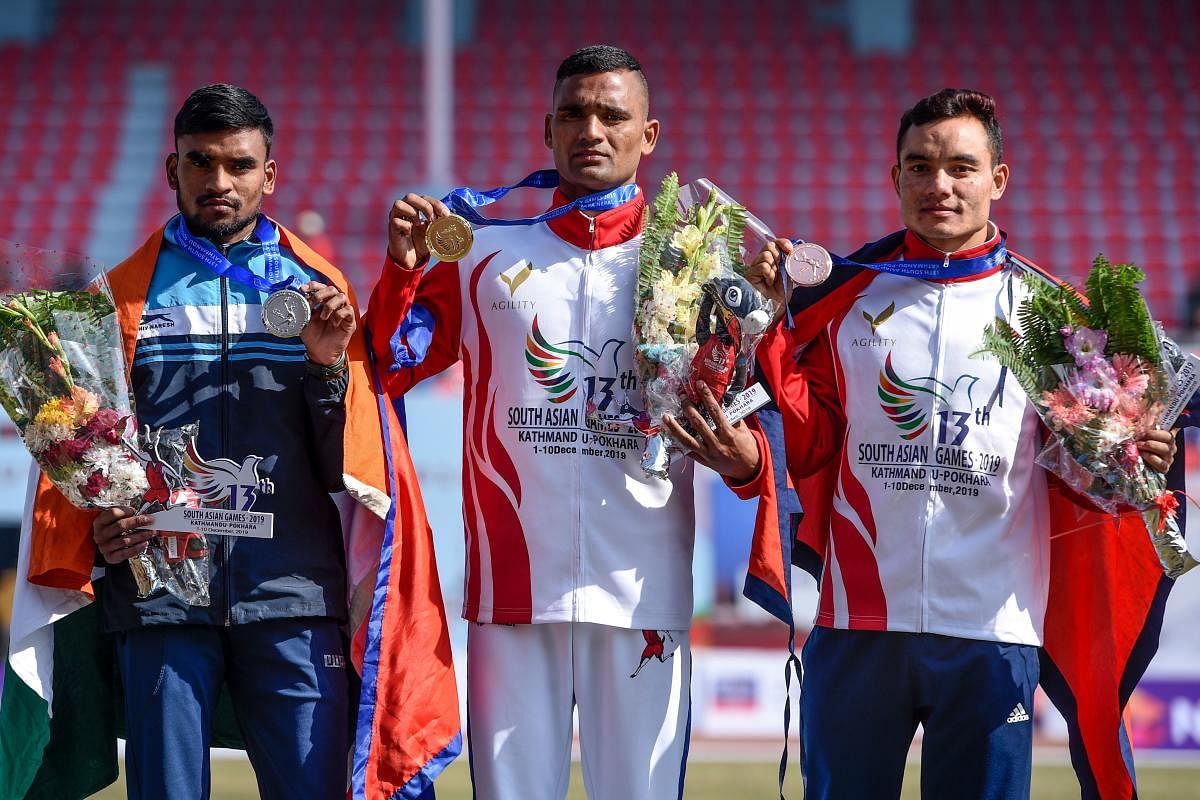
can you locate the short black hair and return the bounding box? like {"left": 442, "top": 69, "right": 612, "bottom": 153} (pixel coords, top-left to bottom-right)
{"left": 554, "top": 45, "right": 649, "bottom": 109}
{"left": 174, "top": 83, "right": 274, "bottom": 155}
{"left": 896, "top": 88, "right": 1002, "bottom": 167}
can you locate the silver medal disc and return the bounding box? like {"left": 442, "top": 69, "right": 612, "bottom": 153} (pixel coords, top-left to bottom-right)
{"left": 785, "top": 242, "right": 834, "bottom": 287}
{"left": 262, "top": 288, "right": 311, "bottom": 338}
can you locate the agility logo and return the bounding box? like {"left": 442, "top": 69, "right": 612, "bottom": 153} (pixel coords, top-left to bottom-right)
{"left": 863, "top": 301, "right": 895, "bottom": 334}
{"left": 524, "top": 315, "right": 625, "bottom": 405}
{"left": 878, "top": 352, "right": 979, "bottom": 442}
{"left": 499, "top": 260, "right": 533, "bottom": 297}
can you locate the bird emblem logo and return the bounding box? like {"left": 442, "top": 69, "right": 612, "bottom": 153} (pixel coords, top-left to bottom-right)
{"left": 878, "top": 352, "right": 979, "bottom": 441}
{"left": 182, "top": 438, "right": 275, "bottom": 510}
{"left": 524, "top": 315, "right": 625, "bottom": 405}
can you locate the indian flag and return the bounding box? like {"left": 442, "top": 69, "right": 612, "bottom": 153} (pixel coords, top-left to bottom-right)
{"left": 0, "top": 472, "right": 119, "bottom": 800}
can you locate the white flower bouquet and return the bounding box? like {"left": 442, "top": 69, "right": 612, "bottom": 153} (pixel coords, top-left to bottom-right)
{"left": 632, "top": 175, "right": 777, "bottom": 478}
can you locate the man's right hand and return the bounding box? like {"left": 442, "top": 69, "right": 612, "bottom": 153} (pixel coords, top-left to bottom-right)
{"left": 387, "top": 193, "right": 453, "bottom": 270}
{"left": 93, "top": 506, "right": 155, "bottom": 564}
{"left": 746, "top": 237, "right": 794, "bottom": 308}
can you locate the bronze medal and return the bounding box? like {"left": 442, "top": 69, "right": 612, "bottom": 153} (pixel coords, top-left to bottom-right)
{"left": 785, "top": 242, "right": 834, "bottom": 287}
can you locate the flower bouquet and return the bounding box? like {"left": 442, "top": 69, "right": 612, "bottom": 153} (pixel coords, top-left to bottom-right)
{"left": 0, "top": 240, "right": 210, "bottom": 603}
{"left": 632, "top": 174, "right": 777, "bottom": 478}
{"left": 977, "top": 255, "right": 1197, "bottom": 578}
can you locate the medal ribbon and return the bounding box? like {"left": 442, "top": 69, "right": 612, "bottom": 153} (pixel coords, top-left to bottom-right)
{"left": 171, "top": 214, "right": 293, "bottom": 293}
{"left": 832, "top": 234, "right": 1009, "bottom": 280}
{"left": 442, "top": 170, "right": 639, "bottom": 227}
{"left": 780, "top": 234, "right": 1009, "bottom": 330}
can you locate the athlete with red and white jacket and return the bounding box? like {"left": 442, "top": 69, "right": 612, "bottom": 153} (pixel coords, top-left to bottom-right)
{"left": 748, "top": 89, "right": 1178, "bottom": 800}
{"left": 367, "top": 46, "right": 766, "bottom": 800}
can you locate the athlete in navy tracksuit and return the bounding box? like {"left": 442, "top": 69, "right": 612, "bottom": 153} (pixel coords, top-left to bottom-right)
{"left": 91, "top": 85, "right": 359, "bottom": 800}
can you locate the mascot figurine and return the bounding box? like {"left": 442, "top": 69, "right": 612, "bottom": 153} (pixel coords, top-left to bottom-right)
{"left": 687, "top": 275, "right": 771, "bottom": 407}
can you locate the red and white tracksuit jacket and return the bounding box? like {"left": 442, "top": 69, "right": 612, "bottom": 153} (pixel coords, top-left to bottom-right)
{"left": 368, "top": 190, "right": 727, "bottom": 630}
{"left": 771, "top": 228, "right": 1051, "bottom": 645}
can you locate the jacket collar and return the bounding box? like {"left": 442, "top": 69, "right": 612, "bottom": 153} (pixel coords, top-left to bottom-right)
{"left": 544, "top": 188, "right": 645, "bottom": 250}
{"left": 899, "top": 222, "right": 1004, "bottom": 283}
{"left": 901, "top": 221, "right": 1001, "bottom": 261}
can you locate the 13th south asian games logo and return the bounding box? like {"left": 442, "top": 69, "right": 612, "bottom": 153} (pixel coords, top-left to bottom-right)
{"left": 878, "top": 352, "right": 980, "bottom": 443}
{"left": 524, "top": 315, "right": 627, "bottom": 406}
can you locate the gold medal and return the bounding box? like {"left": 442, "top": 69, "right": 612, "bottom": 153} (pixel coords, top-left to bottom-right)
{"left": 426, "top": 214, "right": 474, "bottom": 262}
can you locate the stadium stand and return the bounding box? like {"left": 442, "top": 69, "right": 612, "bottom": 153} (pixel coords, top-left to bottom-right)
{"left": 0, "top": 0, "right": 1196, "bottom": 326}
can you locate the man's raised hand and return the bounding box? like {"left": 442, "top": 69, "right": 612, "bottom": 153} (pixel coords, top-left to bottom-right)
{"left": 387, "top": 193, "right": 453, "bottom": 270}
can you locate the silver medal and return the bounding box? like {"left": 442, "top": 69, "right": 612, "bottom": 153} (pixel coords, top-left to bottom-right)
{"left": 785, "top": 242, "right": 834, "bottom": 287}
{"left": 262, "top": 288, "right": 311, "bottom": 338}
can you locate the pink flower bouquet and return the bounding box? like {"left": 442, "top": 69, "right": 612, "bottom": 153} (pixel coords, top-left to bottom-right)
{"left": 1035, "top": 325, "right": 1168, "bottom": 513}
{"left": 978, "top": 255, "right": 1196, "bottom": 578}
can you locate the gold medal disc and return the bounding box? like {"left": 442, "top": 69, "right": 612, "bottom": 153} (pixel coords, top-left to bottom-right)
{"left": 426, "top": 214, "right": 474, "bottom": 262}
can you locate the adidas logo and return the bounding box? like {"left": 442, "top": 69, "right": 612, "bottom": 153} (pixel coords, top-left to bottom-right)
{"left": 1006, "top": 703, "right": 1030, "bottom": 724}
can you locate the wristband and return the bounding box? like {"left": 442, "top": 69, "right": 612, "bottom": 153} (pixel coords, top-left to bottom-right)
{"left": 305, "top": 351, "right": 347, "bottom": 380}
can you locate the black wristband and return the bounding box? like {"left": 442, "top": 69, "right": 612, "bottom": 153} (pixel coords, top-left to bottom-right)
{"left": 305, "top": 351, "right": 348, "bottom": 380}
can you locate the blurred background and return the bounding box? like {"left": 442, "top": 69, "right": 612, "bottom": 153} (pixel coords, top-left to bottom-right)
{"left": 1, "top": 0, "right": 1199, "bottom": 794}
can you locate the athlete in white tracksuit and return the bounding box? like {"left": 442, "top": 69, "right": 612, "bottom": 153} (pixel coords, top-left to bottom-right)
{"left": 368, "top": 46, "right": 766, "bottom": 800}
{"left": 749, "top": 88, "right": 1178, "bottom": 800}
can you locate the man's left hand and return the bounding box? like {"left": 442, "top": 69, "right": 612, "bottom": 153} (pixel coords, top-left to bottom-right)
{"left": 298, "top": 281, "right": 356, "bottom": 366}
{"left": 661, "top": 383, "right": 761, "bottom": 482}
{"left": 1138, "top": 428, "right": 1179, "bottom": 474}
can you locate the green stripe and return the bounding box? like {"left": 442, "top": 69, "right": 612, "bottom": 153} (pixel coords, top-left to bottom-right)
{"left": 0, "top": 597, "right": 118, "bottom": 800}
{"left": 32, "top": 599, "right": 118, "bottom": 799}
{"left": 0, "top": 659, "right": 50, "bottom": 800}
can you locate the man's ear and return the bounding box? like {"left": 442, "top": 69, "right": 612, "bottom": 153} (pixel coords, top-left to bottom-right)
{"left": 991, "top": 162, "right": 1009, "bottom": 200}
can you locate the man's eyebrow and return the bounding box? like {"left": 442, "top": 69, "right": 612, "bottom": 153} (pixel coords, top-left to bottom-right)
{"left": 184, "top": 150, "right": 209, "bottom": 161}
{"left": 901, "top": 151, "right": 981, "bottom": 164}
{"left": 556, "top": 101, "right": 631, "bottom": 117}
{"left": 595, "top": 102, "right": 631, "bottom": 116}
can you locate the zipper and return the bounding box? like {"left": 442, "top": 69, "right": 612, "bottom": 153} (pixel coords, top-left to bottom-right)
{"left": 574, "top": 212, "right": 596, "bottom": 619}
{"left": 942, "top": 252, "right": 950, "bottom": 270}
{"left": 218, "top": 248, "right": 233, "bottom": 627}
{"left": 920, "top": 282, "right": 953, "bottom": 633}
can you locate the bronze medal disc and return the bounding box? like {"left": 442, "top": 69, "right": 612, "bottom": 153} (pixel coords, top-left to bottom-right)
{"left": 785, "top": 242, "right": 834, "bottom": 287}
{"left": 426, "top": 214, "right": 474, "bottom": 262}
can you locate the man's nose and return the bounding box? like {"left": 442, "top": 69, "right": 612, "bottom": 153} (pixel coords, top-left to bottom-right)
{"left": 207, "top": 166, "right": 234, "bottom": 193}
{"left": 929, "top": 169, "right": 953, "bottom": 196}
{"left": 580, "top": 114, "right": 604, "bottom": 141}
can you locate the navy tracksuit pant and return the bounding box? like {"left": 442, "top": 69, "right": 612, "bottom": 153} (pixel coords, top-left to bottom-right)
{"left": 115, "top": 617, "right": 350, "bottom": 800}
{"left": 800, "top": 626, "right": 1039, "bottom": 800}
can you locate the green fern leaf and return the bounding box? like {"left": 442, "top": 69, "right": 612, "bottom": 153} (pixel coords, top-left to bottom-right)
{"left": 637, "top": 172, "right": 680, "bottom": 301}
